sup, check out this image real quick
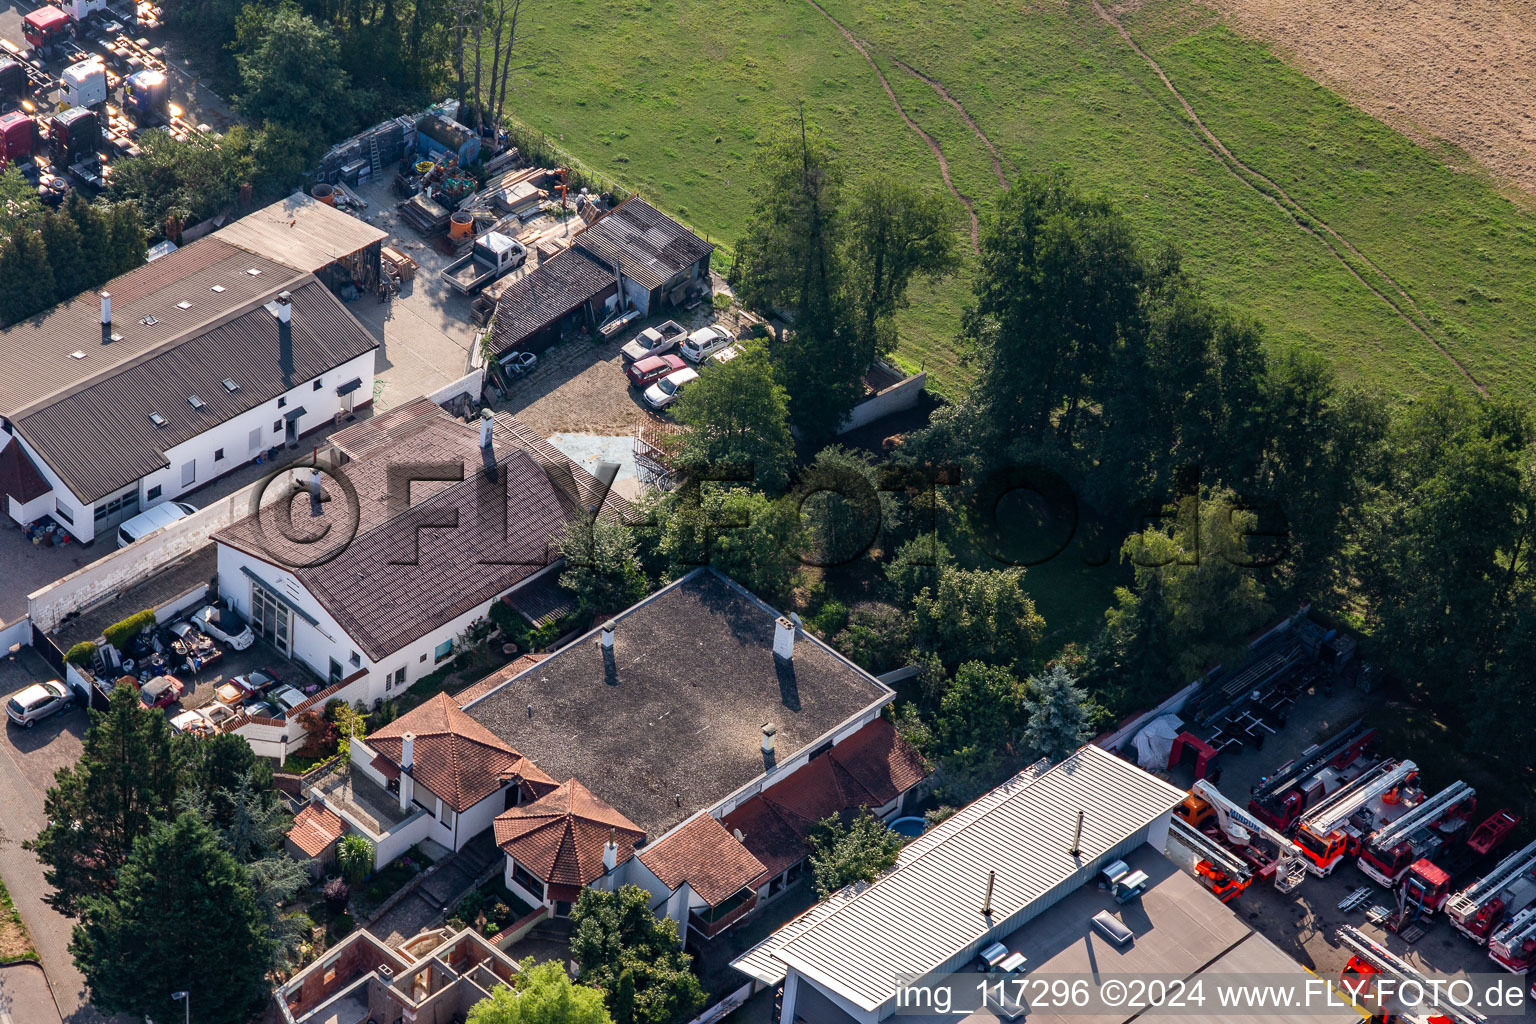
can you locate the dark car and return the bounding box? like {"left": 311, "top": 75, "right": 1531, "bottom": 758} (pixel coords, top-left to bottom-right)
{"left": 626, "top": 353, "right": 687, "bottom": 389}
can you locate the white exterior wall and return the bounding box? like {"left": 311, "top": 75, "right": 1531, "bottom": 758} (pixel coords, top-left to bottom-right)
{"left": 504, "top": 858, "right": 546, "bottom": 909}
{"left": 8, "top": 490, "right": 54, "bottom": 527}
{"left": 452, "top": 790, "right": 506, "bottom": 853}
{"left": 10, "top": 432, "right": 93, "bottom": 541}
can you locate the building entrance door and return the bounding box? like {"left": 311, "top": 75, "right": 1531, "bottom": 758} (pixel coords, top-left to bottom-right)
{"left": 250, "top": 582, "right": 293, "bottom": 657}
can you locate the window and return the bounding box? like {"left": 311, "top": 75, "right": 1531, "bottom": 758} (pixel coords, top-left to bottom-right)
{"left": 249, "top": 428, "right": 263, "bottom": 453}
{"left": 511, "top": 862, "right": 545, "bottom": 900}
{"left": 433, "top": 640, "right": 453, "bottom": 664}
{"left": 349, "top": 651, "right": 361, "bottom": 668}
{"left": 147, "top": 485, "right": 162, "bottom": 502}
{"left": 386, "top": 667, "right": 406, "bottom": 691}
{"left": 214, "top": 448, "right": 224, "bottom": 462}
{"left": 273, "top": 421, "right": 282, "bottom": 433}
{"left": 313, "top": 379, "right": 324, "bottom": 391}
{"left": 328, "top": 658, "right": 343, "bottom": 686}
{"left": 181, "top": 461, "right": 196, "bottom": 486}
{"left": 54, "top": 500, "right": 73, "bottom": 524}
{"left": 419, "top": 654, "right": 427, "bottom": 663}
{"left": 277, "top": 396, "right": 287, "bottom": 409}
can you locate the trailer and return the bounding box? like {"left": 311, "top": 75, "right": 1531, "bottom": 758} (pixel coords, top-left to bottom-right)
{"left": 1356, "top": 781, "right": 1478, "bottom": 887}
{"left": 1248, "top": 719, "right": 1380, "bottom": 831}
{"left": 1336, "top": 926, "right": 1487, "bottom": 1024}
{"left": 1294, "top": 759, "right": 1421, "bottom": 876}
{"left": 1163, "top": 815, "right": 1253, "bottom": 903}
{"left": 1447, "top": 836, "right": 1536, "bottom": 944}
{"left": 1176, "top": 779, "right": 1307, "bottom": 892}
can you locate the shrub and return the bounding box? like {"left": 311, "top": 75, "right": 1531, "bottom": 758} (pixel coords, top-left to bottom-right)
{"left": 65, "top": 641, "right": 98, "bottom": 666}
{"left": 337, "top": 834, "right": 375, "bottom": 886}
{"left": 803, "top": 598, "right": 848, "bottom": 638}
{"left": 322, "top": 876, "right": 350, "bottom": 912}
{"left": 102, "top": 609, "right": 156, "bottom": 648}
{"left": 833, "top": 602, "right": 913, "bottom": 674}
{"left": 712, "top": 292, "right": 732, "bottom": 312}
{"left": 331, "top": 912, "right": 354, "bottom": 938}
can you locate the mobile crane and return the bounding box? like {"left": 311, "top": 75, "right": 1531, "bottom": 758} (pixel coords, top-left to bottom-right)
{"left": 1447, "top": 837, "right": 1536, "bottom": 944}
{"left": 1294, "top": 759, "right": 1421, "bottom": 876}
{"left": 1176, "top": 779, "right": 1307, "bottom": 892}
{"left": 1163, "top": 815, "right": 1253, "bottom": 903}
{"left": 1336, "top": 926, "right": 1487, "bottom": 1024}
{"left": 1356, "top": 781, "right": 1478, "bottom": 887}
{"left": 1248, "top": 718, "right": 1380, "bottom": 831}
{"left": 1488, "top": 905, "right": 1536, "bottom": 973}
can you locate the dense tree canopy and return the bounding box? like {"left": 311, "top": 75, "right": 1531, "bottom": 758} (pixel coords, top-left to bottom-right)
{"left": 570, "top": 886, "right": 705, "bottom": 1024}
{"left": 558, "top": 516, "right": 650, "bottom": 616}
{"left": 467, "top": 960, "right": 613, "bottom": 1024}
{"left": 668, "top": 344, "right": 794, "bottom": 490}
{"left": 808, "top": 807, "right": 906, "bottom": 898}
{"left": 653, "top": 486, "right": 803, "bottom": 600}
{"left": 913, "top": 566, "right": 1045, "bottom": 671}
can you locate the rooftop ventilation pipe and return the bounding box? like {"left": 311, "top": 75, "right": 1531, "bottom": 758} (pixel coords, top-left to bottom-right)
{"left": 1069, "top": 809, "right": 1085, "bottom": 857}
{"left": 981, "top": 870, "right": 996, "bottom": 917}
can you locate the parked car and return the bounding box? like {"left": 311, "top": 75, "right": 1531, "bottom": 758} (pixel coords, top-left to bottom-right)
{"left": 626, "top": 353, "right": 688, "bottom": 389}
{"left": 499, "top": 350, "right": 537, "bottom": 377}
{"left": 6, "top": 680, "right": 72, "bottom": 728}
{"left": 266, "top": 684, "right": 307, "bottom": 715}
{"left": 198, "top": 702, "right": 237, "bottom": 728}
{"left": 678, "top": 325, "right": 733, "bottom": 364}
{"left": 138, "top": 674, "right": 184, "bottom": 709}
{"left": 621, "top": 319, "right": 686, "bottom": 362}
{"left": 643, "top": 367, "right": 700, "bottom": 409}
{"left": 241, "top": 697, "right": 279, "bottom": 720}
{"left": 192, "top": 604, "right": 254, "bottom": 650}
{"left": 117, "top": 501, "right": 197, "bottom": 548}
{"left": 169, "top": 708, "right": 215, "bottom": 737}
{"left": 217, "top": 668, "right": 282, "bottom": 705}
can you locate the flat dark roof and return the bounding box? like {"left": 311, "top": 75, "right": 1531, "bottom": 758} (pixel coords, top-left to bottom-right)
{"left": 463, "top": 570, "right": 892, "bottom": 838}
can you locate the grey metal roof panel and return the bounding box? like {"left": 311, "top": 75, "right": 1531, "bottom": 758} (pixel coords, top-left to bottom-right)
{"left": 773, "top": 745, "right": 1186, "bottom": 1011}
{"left": 575, "top": 198, "right": 712, "bottom": 292}
{"left": 211, "top": 192, "right": 387, "bottom": 273}
{"left": 14, "top": 280, "right": 377, "bottom": 503}
{"left": 0, "top": 238, "right": 302, "bottom": 417}
{"left": 489, "top": 247, "right": 615, "bottom": 354}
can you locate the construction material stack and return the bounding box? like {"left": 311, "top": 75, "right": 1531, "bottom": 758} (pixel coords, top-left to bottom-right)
{"left": 1336, "top": 926, "right": 1487, "bottom": 1024}
{"left": 1249, "top": 719, "right": 1380, "bottom": 830}
{"left": 1356, "top": 781, "right": 1478, "bottom": 887}
{"left": 1448, "top": 837, "right": 1536, "bottom": 944}
{"left": 1294, "top": 759, "right": 1422, "bottom": 876}
{"left": 1176, "top": 779, "right": 1308, "bottom": 892}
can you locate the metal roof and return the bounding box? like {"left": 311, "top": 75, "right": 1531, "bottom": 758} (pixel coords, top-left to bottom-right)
{"left": 772, "top": 745, "right": 1186, "bottom": 1012}
{"left": 488, "top": 246, "right": 615, "bottom": 353}
{"left": 212, "top": 192, "right": 387, "bottom": 274}
{"left": 574, "top": 197, "right": 712, "bottom": 292}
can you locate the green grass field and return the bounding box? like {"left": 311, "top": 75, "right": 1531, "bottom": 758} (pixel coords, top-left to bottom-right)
{"left": 505, "top": 0, "right": 1536, "bottom": 402}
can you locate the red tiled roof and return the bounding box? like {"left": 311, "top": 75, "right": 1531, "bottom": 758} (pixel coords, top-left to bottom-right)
{"left": 494, "top": 779, "right": 645, "bottom": 887}
{"left": 721, "top": 719, "right": 927, "bottom": 878}
{"left": 638, "top": 814, "right": 768, "bottom": 907}
{"left": 371, "top": 693, "right": 555, "bottom": 812}
{"left": 288, "top": 801, "right": 346, "bottom": 858}
{"left": 369, "top": 754, "right": 400, "bottom": 781}
{"left": 0, "top": 436, "right": 50, "bottom": 504}
{"left": 453, "top": 653, "right": 549, "bottom": 708}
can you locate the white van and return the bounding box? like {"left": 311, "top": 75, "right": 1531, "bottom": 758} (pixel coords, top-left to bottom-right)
{"left": 117, "top": 501, "right": 198, "bottom": 548}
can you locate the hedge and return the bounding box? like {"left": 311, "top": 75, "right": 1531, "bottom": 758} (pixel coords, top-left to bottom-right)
{"left": 102, "top": 609, "right": 156, "bottom": 648}
{"left": 65, "top": 641, "right": 98, "bottom": 666}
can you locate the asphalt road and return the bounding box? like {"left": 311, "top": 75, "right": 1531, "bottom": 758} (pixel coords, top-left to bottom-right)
{"left": 0, "top": 650, "right": 106, "bottom": 1024}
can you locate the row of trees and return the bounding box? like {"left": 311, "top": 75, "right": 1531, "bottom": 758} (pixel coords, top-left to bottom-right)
{"left": 0, "top": 187, "right": 145, "bottom": 328}
{"left": 27, "top": 684, "right": 309, "bottom": 1024}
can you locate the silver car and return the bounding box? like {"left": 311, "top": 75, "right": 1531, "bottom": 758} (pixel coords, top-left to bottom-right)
{"left": 7, "top": 680, "right": 72, "bottom": 728}
{"left": 192, "top": 605, "right": 255, "bottom": 650}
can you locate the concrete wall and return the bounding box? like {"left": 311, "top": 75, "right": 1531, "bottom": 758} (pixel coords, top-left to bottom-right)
{"left": 838, "top": 368, "right": 925, "bottom": 435}
{"left": 428, "top": 367, "right": 486, "bottom": 408}
{"left": 0, "top": 618, "right": 32, "bottom": 653}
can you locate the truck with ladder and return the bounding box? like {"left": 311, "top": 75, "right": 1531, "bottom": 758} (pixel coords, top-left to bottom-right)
{"left": 1163, "top": 815, "right": 1253, "bottom": 903}
{"left": 1176, "top": 779, "right": 1308, "bottom": 892}
{"left": 1356, "top": 781, "right": 1478, "bottom": 887}
{"left": 1294, "top": 759, "right": 1422, "bottom": 876}
{"left": 1336, "top": 926, "right": 1487, "bottom": 1024}
{"left": 1380, "top": 809, "right": 1521, "bottom": 928}
{"left": 1488, "top": 905, "right": 1536, "bottom": 973}
{"left": 1248, "top": 718, "right": 1379, "bottom": 831}
{"left": 1447, "top": 836, "right": 1536, "bottom": 944}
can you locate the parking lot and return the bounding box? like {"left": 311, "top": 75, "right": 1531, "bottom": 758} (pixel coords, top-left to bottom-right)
{"left": 1167, "top": 679, "right": 1506, "bottom": 983}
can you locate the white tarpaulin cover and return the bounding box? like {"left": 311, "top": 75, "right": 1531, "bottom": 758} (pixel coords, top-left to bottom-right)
{"left": 1133, "top": 713, "right": 1184, "bottom": 770}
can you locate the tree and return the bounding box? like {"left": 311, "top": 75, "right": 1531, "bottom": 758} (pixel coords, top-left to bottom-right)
{"left": 912, "top": 566, "right": 1045, "bottom": 671}
{"left": 70, "top": 813, "right": 274, "bottom": 1024}
{"left": 104, "top": 201, "right": 145, "bottom": 276}
{"left": 884, "top": 535, "right": 956, "bottom": 605}
{"left": 0, "top": 224, "right": 56, "bottom": 327}
{"left": 612, "top": 969, "right": 636, "bottom": 1024}
{"left": 569, "top": 886, "right": 705, "bottom": 1024}
{"left": 468, "top": 960, "right": 613, "bottom": 1024}
{"left": 39, "top": 208, "right": 88, "bottom": 305}
{"left": 108, "top": 129, "right": 248, "bottom": 236}
{"left": 1019, "top": 665, "right": 1095, "bottom": 762}
{"left": 654, "top": 486, "right": 803, "bottom": 600}
{"left": 66, "top": 194, "right": 112, "bottom": 286}
{"left": 337, "top": 833, "right": 375, "bottom": 885}
{"left": 832, "top": 602, "right": 912, "bottom": 674}
{"left": 932, "top": 661, "right": 1026, "bottom": 768}
{"left": 808, "top": 807, "right": 905, "bottom": 898}
{"left": 0, "top": 165, "right": 41, "bottom": 233}
{"left": 558, "top": 515, "right": 649, "bottom": 616}
{"left": 234, "top": 6, "right": 354, "bottom": 135}
{"left": 26, "top": 683, "right": 178, "bottom": 916}
{"left": 668, "top": 345, "right": 794, "bottom": 491}
{"left": 796, "top": 446, "right": 891, "bottom": 568}
{"left": 179, "top": 732, "right": 276, "bottom": 837}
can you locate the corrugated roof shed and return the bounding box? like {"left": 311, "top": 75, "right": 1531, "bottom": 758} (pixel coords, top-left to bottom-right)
{"left": 488, "top": 247, "right": 614, "bottom": 354}
{"left": 15, "top": 280, "right": 376, "bottom": 503}
{"left": 772, "top": 745, "right": 1185, "bottom": 1012}
{"left": 575, "top": 198, "right": 712, "bottom": 292}
{"left": 212, "top": 193, "right": 387, "bottom": 274}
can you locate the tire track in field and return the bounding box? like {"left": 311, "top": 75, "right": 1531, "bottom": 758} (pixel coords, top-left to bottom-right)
{"left": 803, "top": 0, "right": 982, "bottom": 251}
{"left": 1089, "top": 0, "right": 1487, "bottom": 396}
{"left": 892, "top": 59, "right": 1015, "bottom": 190}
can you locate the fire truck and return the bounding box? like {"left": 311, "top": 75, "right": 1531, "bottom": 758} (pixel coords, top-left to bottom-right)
{"left": 1163, "top": 814, "right": 1253, "bottom": 903}
{"left": 1175, "top": 779, "right": 1307, "bottom": 892}
{"left": 1294, "top": 759, "right": 1421, "bottom": 876}
{"left": 1376, "top": 809, "right": 1520, "bottom": 928}
{"left": 1336, "top": 926, "right": 1487, "bottom": 1024}
{"left": 1356, "top": 781, "right": 1478, "bottom": 887}
{"left": 1248, "top": 718, "right": 1380, "bottom": 831}
{"left": 1447, "top": 836, "right": 1536, "bottom": 944}
{"left": 1489, "top": 905, "right": 1536, "bottom": 973}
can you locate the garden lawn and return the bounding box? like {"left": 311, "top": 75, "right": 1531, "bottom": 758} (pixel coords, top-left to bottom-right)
{"left": 502, "top": 0, "right": 1536, "bottom": 403}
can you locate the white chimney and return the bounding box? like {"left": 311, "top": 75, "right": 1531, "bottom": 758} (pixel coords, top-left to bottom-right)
{"left": 773, "top": 616, "right": 795, "bottom": 660}
{"left": 479, "top": 408, "right": 494, "bottom": 448}
{"left": 99, "top": 291, "right": 111, "bottom": 342}
{"left": 603, "top": 828, "right": 618, "bottom": 872}
{"left": 275, "top": 290, "right": 292, "bottom": 324}
{"left": 600, "top": 619, "right": 616, "bottom": 650}
{"left": 761, "top": 723, "right": 777, "bottom": 755}
{"left": 400, "top": 731, "right": 415, "bottom": 769}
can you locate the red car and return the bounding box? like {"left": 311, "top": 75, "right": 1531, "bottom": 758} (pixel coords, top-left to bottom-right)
{"left": 626, "top": 353, "right": 687, "bottom": 389}
{"left": 138, "top": 674, "right": 185, "bottom": 709}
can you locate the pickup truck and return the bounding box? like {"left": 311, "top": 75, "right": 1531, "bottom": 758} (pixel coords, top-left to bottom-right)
{"left": 441, "top": 232, "right": 527, "bottom": 294}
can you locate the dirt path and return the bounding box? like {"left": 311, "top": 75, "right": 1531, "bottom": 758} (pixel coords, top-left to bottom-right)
{"left": 802, "top": 0, "right": 983, "bottom": 251}
{"left": 892, "top": 59, "right": 1015, "bottom": 190}
{"left": 1089, "top": 0, "right": 1487, "bottom": 396}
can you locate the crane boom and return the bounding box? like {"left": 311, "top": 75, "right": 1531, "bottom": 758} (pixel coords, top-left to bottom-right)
{"left": 1489, "top": 906, "right": 1536, "bottom": 971}
{"left": 1337, "top": 927, "right": 1488, "bottom": 1024}
{"left": 1300, "top": 759, "right": 1418, "bottom": 837}
{"left": 1250, "top": 719, "right": 1373, "bottom": 806}
{"left": 1445, "top": 837, "right": 1536, "bottom": 923}
{"left": 1364, "top": 781, "right": 1475, "bottom": 851}
{"left": 1189, "top": 779, "right": 1307, "bottom": 891}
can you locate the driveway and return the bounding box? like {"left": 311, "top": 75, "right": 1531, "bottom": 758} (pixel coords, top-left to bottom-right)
{"left": 0, "top": 963, "right": 63, "bottom": 1024}
{"left": 0, "top": 649, "right": 109, "bottom": 1023}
